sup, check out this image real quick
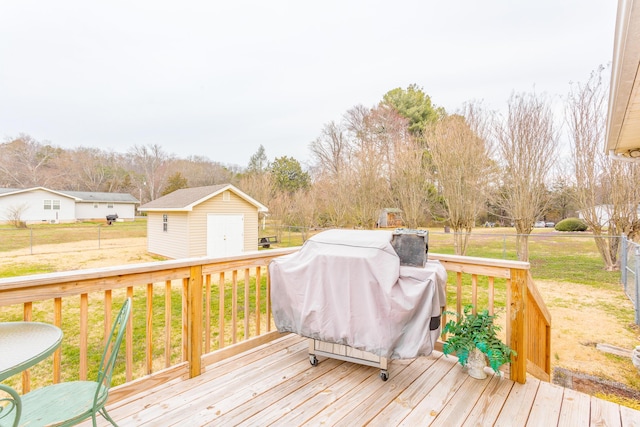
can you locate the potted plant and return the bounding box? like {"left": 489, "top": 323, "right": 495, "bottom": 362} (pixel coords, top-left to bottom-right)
{"left": 442, "top": 305, "right": 517, "bottom": 379}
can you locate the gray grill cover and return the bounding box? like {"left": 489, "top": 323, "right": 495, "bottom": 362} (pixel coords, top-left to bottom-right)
{"left": 269, "top": 229, "right": 447, "bottom": 359}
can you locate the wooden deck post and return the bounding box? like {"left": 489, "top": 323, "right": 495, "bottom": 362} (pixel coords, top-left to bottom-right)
{"left": 508, "top": 267, "right": 527, "bottom": 383}
{"left": 186, "top": 265, "right": 203, "bottom": 378}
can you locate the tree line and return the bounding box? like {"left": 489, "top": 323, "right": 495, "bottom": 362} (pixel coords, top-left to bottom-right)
{"left": 2, "top": 67, "right": 639, "bottom": 269}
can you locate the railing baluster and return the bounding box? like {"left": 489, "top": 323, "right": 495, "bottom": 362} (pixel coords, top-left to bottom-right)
{"left": 218, "top": 272, "right": 225, "bottom": 349}
{"left": 104, "top": 290, "right": 112, "bottom": 347}
{"left": 23, "top": 302, "right": 32, "bottom": 393}
{"left": 266, "top": 266, "right": 272, "bottom": 332}
{"left": 471, "top": 274, "right": 478, "bottom": 314}
{"left": 256, "top": 266, "right": 261, "bottom": 336}
{"left": 126, "top": 286, "right": 134, "bottom": 382}
{"left": 244, "top": 268, "right": 250, "bottom": 339}
{"left": 79, "top": 293, "right": 88, "bottom": 381}
{"left": 146, "top": 283, "right": 153, "bottom": 375}
{"left": 232, "top": 270, "right": 238, "bottom": 344}
{"left": 165, "top": 280, "right": 172, "bottom": 368}
{"left": 182, "top": 278, "right": 188, "bottom": 361}
{"left": 54, "top": 297, "right": 62, "bottom": 383}
{"left": 488, "top": 276, "right": 495, "bottom": 315}
{"left": 103, "top": 291, "right": 113, "bottom": 378}
{"left": 456, "top": 272, "right": 462, "bottom": 315}
{"left": 204, "top": 275, "right": 211, "bottom": 353}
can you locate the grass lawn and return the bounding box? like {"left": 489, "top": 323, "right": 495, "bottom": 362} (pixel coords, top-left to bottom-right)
{"left": 0, "top": 220, "right": 147, "bottom": 253}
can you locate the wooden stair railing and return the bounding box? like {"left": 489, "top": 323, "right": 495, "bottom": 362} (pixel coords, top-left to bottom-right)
{"left": 429, "top": 253, "right": 552, "bottom": 383}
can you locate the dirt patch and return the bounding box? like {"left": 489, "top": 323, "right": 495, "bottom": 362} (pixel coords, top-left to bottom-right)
{"left": 554, "top": 367, "right": 640, "bottom": 403}
{"left": 536, "top": 279, "right": 640, "bottom": 407}
{"left": 0, "top": 237, "right": 162, "bottom": 271}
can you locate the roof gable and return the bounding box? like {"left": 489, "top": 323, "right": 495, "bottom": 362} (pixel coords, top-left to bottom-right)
{"left": 0, "top": 187, "right": 79, "bottom": 200}
{"left": 139, "top": 184, "right": 268, "bottom": 212}
{"left": 0, "top": 187, "right": 138, "bottom": 203}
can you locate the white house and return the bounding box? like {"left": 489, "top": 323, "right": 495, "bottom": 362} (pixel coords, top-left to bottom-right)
{"left": 0, "top": 187, "right": 139, "bottom": 224}
{"left": 578, "top": 204, "right": 640, "bottom": 227}
{"left": 138, "top": 184, "right": 268, "bottom": 259}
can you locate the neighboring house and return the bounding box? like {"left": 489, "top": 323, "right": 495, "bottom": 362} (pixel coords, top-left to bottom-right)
{"left": 377, "top": 208, "right": 403, "bottom": 228}
{"left": 138, "top": 184, "right": 268, "bottom": 259}
{"left": 0, "top": 187, "right": 138, "bottom": 224}
{"left": 578, "top": 204, "right": 640, "bottom": 227}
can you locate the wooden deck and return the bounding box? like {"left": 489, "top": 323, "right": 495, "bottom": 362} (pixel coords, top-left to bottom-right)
{"left": 83, "top": 333, "right": 640, "bottom": 427}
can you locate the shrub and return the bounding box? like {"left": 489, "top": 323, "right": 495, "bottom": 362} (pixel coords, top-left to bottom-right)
{"left": 555, "top": 217, "right": 588, "bottom": 232}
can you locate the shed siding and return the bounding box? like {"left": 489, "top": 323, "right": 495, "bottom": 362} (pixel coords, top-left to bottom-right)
{"left": 188, "top": 191, "right": 259, "bottom": 257}
{"left": 147, "top": 212, "right": 190, "bottom": 259}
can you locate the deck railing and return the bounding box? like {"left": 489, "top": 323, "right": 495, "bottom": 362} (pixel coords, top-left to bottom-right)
{"left": 430, "top": 254, "right": 551, "bottom": 382}
{"left": 0, "top": 248, "right": 550, "bottom": 404}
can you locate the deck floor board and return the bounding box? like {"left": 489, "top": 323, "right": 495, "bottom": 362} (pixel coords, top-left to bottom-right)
{"left": 79, "top": 334, "right": 640, "bottom": 427}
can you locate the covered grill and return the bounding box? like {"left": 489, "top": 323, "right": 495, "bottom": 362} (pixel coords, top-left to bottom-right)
{"left": 269, "top": 229, "right": 447, "bottom": 380}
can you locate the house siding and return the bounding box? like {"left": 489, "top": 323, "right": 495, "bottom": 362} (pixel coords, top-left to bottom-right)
{"left": 147, "top": 212, "right": 190, "bottom": 259}
{"left": 188, "top": 190, "right": 259, "bottom": 257}
{"left": 75, "top": 202, "right": 136, "bottom": 221}
{"left": 0, "top": 189, "right": 76, "bottom": 224}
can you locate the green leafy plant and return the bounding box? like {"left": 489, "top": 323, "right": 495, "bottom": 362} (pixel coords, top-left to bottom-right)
{"left": 442, "top": 305, "right": 517, "bottom": 375}
{"left": 554, "top": 217, "right": 588, "bottom": 232}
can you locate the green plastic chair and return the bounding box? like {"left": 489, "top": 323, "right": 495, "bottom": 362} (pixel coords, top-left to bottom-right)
{"left": 0, "top": 384, "right": 21, "bottom": 427}
{"left": 18, "top": 297, "right": 132, "bottom": 427}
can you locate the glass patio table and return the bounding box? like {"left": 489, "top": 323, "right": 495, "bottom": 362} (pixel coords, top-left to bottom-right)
{"left": 0, "top": 322, "right": 63, "bottom": 381}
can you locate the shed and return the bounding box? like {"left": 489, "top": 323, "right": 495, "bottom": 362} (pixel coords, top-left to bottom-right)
{"left": 138, "top": 184, "right": 268, "bottom": 259}
{"left": 377, "top": 208, "right": 404, "bottom": 228}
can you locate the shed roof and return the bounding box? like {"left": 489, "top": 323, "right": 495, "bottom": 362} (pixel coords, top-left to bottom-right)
{"left": 139, "top": 184, "right": 268, "bottom": 212}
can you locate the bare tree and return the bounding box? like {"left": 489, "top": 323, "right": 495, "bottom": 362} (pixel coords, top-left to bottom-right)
{"left": 391, "top": 134, "right": 430, "bottom": 229}
{"left": 239, "top": 171, "right": 273, "bottom": 207}
{"left": 567, "top": 66, "right": 640, "bottom": 270}
{"left": 309, "top": 121, "right": 349, "bottom": 178}
{"left": 428, "top": 105, "right": 493, "bottom": 255}
{"left": 127, "top": 144, "right": 172, "bottom": 203}
{"left": 3, "top": 202, "right": 29, "bottom": 228}
{"left": 345, "top": 106, "right": 392, "bottom": 228}
{"left": 309, "top": 121, "right": 353, "bottom": 227}
{"left": 63, "top": 147, "right": 110, "bottom": 191}
{"left": 0, "top": 134, "right": 61, "bottom": 188}
{"left": 494, "top": 92, "right": 558, "bottom": 261}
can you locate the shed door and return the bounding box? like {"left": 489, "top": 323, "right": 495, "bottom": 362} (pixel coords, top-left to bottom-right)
{"left": 207, "top": 214, "right": 244, "bottom": 257}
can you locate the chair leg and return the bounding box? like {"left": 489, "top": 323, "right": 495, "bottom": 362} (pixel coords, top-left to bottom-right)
{"left": 99, "top": 407, "right": 118, "bottom": 427}
{"left": 0, "top": 384, "right": 21, "bottom": 427}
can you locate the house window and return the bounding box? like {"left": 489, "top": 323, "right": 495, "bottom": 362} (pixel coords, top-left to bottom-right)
{"left": 44, "top": 200, "right": 61, "bottom": 210}
{"left": 163, "top": 214, "right": 168, "bottom": 232}
{"left": 107, "top": 203, "right": 114, "bottom": 209}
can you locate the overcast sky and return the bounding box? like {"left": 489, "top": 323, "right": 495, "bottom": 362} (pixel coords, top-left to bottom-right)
{"left": 0, "top": 1, "right": 618, "bottom": 168}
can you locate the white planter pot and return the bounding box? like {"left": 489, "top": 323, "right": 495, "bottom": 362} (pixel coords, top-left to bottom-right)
{"left": 466, "top": 348, "right": 488, "bottom": 380}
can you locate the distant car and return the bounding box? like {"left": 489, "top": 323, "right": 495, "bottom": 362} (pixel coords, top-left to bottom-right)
{"left": 534, "top": 221, "right": 546, "bottom": 228}
{"left": 545, "top": 222, "right": 555, "bottom": 228}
